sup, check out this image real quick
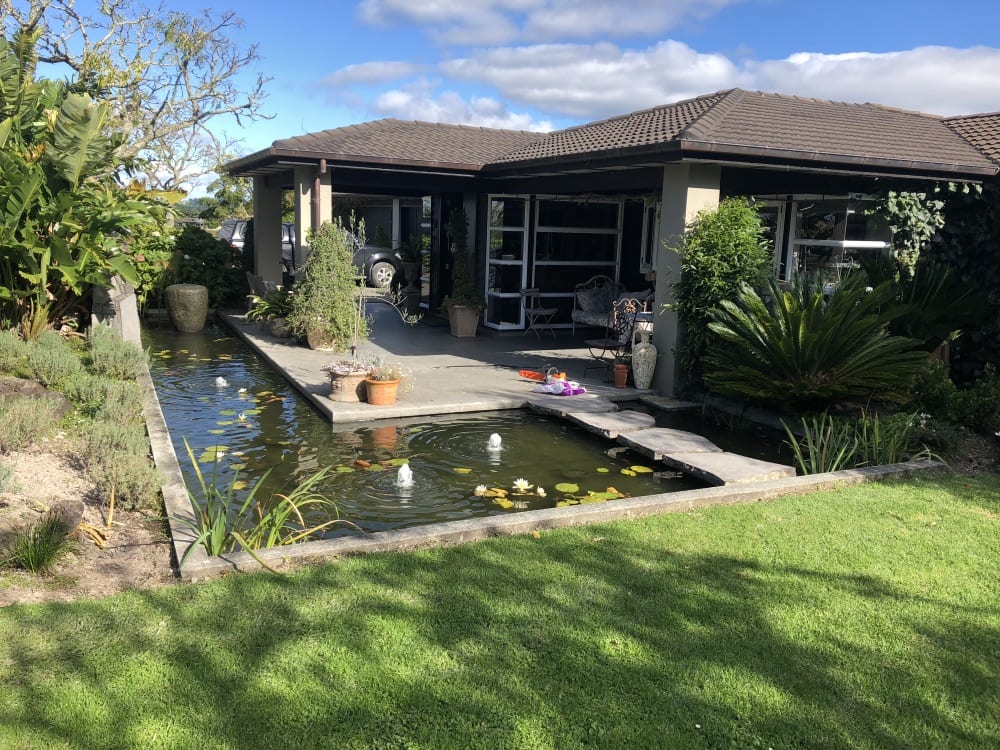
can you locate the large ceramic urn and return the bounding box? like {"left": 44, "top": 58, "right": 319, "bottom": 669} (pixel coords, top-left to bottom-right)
{"left": 631, "top": 328, "right": 657, "bottom": 390}
{"left": 165, "top": 283, "right": 208, "bottom": 333}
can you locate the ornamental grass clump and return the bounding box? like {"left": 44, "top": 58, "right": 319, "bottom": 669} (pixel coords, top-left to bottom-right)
{"left": 706, "top": 273, "right": 927, "bottom": 412}
{"left": 2, "top": 509, "right": 73, "bottom": 574}
{"left": 177, "top": 440, "right": 354, "bottom": 567}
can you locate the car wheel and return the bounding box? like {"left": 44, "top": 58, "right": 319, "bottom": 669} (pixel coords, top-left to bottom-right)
{"left": 369, "top": 261, "right": 395, "bottom": 288}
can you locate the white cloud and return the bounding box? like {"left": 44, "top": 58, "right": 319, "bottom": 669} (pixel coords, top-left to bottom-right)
{"left": 356, "top": 0, "right": 747, "bottom": 45}
{"left": 322, "top": 61, "right": 422, "bottom": 86}
{"left": 443, "top": 40, "right": 737, "bottom": 118}
{"left": 372, "top": 81, "right": 553, "bottom": 131}
{"left": 744, "top": 46, "right": 1000, "bottom": 116}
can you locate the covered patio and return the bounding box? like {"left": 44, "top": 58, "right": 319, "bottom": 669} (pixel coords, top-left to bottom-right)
{"left": 224, "top": 88, "right": 997, "bottom": 397}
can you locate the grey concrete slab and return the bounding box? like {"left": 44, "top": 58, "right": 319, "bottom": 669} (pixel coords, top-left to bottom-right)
{"left": 639, "top": 395, "right": 701, "bottom": 413}
{"left": 566, "top": 409, "right": 656, "bottom": 438}
{"left": 661, "top": 451, "right": 796, "bottom": 486}
{"left": 617, "top": 427, "right": 722, "bottom": 460}
{"left": 526, "top": 393, "right": 618, "bottom": 417}
{"left": 221, "top": 305, "right": 645, "bottom": 425}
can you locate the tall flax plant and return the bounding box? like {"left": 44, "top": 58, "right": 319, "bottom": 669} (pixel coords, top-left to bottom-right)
{"left": 782, "top": 413, "right": 858, "bottom": 475}
{"left": 177, "top": 440, "right": 353, "bottom": 569}
{"left": 706, "top": 274, "right": 927, "bottom": 412}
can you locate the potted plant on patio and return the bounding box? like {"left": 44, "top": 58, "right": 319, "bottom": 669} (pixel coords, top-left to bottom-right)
{"left": 287, "top": 219, "right": 368, "bottom": 351}
{"left": 441, "top": 207, "right": 482, "bottom": 338}
{"left": 364, "top": 359, "right": 412, "bottom": 406}
{"left": 246, "top": 287, "right": 294, "bottom": 338}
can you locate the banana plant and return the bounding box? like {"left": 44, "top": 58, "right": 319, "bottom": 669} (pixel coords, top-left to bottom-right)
{"left": 0, "top": 31, "right": 160, "bottom": 339}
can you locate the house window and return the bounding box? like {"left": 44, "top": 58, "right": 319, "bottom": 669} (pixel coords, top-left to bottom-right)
{"left": 639, "top": 199, "right": 661, "bottom": 274}
{"left": 484, "top": 195, "right": 529, "bottom": 330}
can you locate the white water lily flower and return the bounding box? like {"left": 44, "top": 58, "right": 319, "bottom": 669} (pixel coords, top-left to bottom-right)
{"left": 238, "top": 387, "right": 248, "bottom": 394}
{"left": 513, "top": 478, "right": 532, "bottom": 491}
{"left": 536, "top": 487, "right": 546, "bottom": 497}
{"left": 237, "top": 413, "right": 247, "bottom": 422}
{"left": 474, "top": 484, "right": 488, "bottom": 496}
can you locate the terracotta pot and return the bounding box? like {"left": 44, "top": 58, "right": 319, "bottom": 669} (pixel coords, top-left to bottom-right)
{"left": 613, "top": 363, "right": 629, "bottom": 389}
{"left": 365, "top": 378, "right": 399, "bottom": 406}
{"left": 328, "top": 371, "right": 368, "bottom": 402}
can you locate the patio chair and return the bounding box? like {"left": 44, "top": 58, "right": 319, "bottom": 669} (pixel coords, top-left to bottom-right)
{"left": 521, "top": 288, "right": 558, "bottom": 340}
{"left": 584, "top": 296, "right": 642, "bottom": 378}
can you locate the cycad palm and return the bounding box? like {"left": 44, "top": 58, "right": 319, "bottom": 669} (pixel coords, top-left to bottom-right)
{"left": 705, "top": 274, "right": 927, "bottom": 411}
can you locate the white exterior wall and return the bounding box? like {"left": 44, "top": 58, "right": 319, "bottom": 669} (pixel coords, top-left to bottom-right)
{"left": 652, "top": 163, "right": 721, "bottom": 395}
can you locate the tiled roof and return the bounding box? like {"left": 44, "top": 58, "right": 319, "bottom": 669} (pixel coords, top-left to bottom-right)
{"left": 945, "top": 112, "right": 1000, "bottom": 166}
{"left": 488, "top": 89, "right": 996, "bottom": 175}
{"left": 269, "top": 119, "right": 546, "bottom": 170}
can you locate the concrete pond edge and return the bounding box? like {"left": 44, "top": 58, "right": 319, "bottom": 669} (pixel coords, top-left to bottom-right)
{"left": 135, "top": 317, "right": 947, "bottom": 582}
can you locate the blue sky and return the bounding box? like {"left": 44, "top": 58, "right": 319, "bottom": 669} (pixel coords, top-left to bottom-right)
{"left": 208, "top": 0, "right": 1000, "bottom": 157}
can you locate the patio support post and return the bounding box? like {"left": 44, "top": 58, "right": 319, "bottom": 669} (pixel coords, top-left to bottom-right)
{"left": 293, "top": 165, "right": 333, "bottom": 265}
{"left": 253, "top": 176, "right": 283, "bottom": 284}
{"left": 653, "top": 163, "right": 720, "bottom": 396}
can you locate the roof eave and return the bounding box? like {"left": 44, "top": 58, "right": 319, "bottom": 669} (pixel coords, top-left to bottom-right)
{"left": 224, "top": 147, "right": 487, "bottom": 178}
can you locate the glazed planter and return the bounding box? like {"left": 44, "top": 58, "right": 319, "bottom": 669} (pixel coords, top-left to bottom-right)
{"left": 448, "top": 305, "right": 480, "bottom": 338}
{"left": 365, "top": 378, "right": 399, "bottom": 406}
{"left": 328, "top": 371, "right": 368, "bottom": 403}
{"left": 631, "top": 329, "right": 657, "bottom": 390}
{"left": 165, "top": 283, "right": 208, "bottom": 333}
{"left": 613, "top": 363, "right": 629, "bottom": 389}
{"left": 401, "top": 261, "right": 422, "bottom": 290}
{"left": 306, "top": 328, "right": 337, "bottom": 351}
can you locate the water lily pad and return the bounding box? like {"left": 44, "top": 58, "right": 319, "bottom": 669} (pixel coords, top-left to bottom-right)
{"left": 368, "top": 464, "right": 383, "bottom": 472}
{"left": 388, "top": 458, "right": 409, "bottom": 466}
{"left": 596, "top": 467, "right": 610, "bottom": 474}
{"left": 256, "top": 391, "right": 272, "bottom": 397}
{"left": 493, "top": 498, "right": 515, "bottom": 509}
{"left": 231, "top": 480, "right": 247, "bottom": 491}
{"left": 229, "top": 463, "right": 247, "bottom": 472}
{"left": 197, "top": 451, "right": 220, "bottom": 464}
{"left": 620, "top": 468, "right": 637, "bottom": 477}
{"left": 335, "top": 466, "right": 354, "bottom": 473}
{"left": 219, "top": 409, "right": 236, "bottom": 416}
{"left": 216, "top": 420, "right": 234, "bottom": 426}
{"left": 453, "top": 467, "right": 473, "bottom": 474}
{"left": 242, "top": 408, "right": 262, "bottom": 415}
{"left": 217, "top": 354, "right": 232, "bottom": 360}
{"left": 207, "top": 429, "right": 224, "bottom": 435}
{"left": 556, "top": 499, "right": 579, "bottom": 508}
{"left": 629, "top": 465, "right": 654, "bottom": 473}
{"left": 483, "top": 489, "right": 507, "bottom": 498}
{"left": 554, "top": 482, "right": 579, "bottom": 494}
{"left": 197, "top": 396, "right": 211, "bottom": 402}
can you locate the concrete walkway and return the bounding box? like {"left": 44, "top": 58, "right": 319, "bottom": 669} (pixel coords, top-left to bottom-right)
{"left": 221, "top": 301, "right": 648, "bottom": 425}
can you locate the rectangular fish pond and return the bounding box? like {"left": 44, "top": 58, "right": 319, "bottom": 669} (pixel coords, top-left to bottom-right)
{"left": 144, "top": 323, "right": 787, "bottom": 541}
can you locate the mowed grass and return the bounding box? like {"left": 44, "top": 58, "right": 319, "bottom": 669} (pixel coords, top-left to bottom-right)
{"left": 0, "top": 473, "right": 997, "bottom": 749}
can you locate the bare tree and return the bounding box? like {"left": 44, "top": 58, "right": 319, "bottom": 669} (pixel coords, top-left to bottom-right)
{"left": 1, "top": 0, "right": 271, "bottom": 191}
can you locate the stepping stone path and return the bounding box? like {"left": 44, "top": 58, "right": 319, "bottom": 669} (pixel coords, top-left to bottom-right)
{"left": 639, "top": 395, "right": 700, "bottom": 413}
{"left": 529, "top": 401, "right": 795, "bottom": 487}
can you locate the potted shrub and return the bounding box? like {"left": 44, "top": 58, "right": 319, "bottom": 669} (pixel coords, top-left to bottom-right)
{"left": 365, "top": 360, "right": 412, "bottom": 406}
{"left": 245, "top": 287, "right": 294, "bottom": 338}
{"left": 287, "top": 219, "right": 367, "bottom": 351}
{"left": 441, "top": 207, "right": 482, "bottom": 338}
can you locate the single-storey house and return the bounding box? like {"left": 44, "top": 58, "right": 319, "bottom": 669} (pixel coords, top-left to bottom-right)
{"left": 224, "top": 88, "right": 999, "bottom": 394}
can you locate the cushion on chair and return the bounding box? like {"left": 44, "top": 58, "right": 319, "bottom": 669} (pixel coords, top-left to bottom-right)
{"left": 576, "top": 286, "right": 604, "bottom": 313}
{"left": 571, "top": 309, "right": 611, "bottom": 327}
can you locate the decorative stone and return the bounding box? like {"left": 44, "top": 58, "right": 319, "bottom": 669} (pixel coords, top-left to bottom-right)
{"left": 165, "top": 284, "right": 208, "bottom": 333}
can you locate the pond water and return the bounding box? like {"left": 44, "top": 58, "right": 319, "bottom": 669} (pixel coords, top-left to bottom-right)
{"left": 143, "top": 323, "right": 780, "bottom": 539}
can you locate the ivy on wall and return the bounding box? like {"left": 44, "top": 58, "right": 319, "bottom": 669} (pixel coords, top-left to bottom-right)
{"left": 927, "top": 182, "right": 1000, "bottom": 384}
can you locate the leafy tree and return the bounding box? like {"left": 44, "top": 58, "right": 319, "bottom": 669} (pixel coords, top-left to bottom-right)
{"left": 668, "top": 197, "right": 772, "bottom": 390}
{"left": 705, "top": 274, "right": 927, "bottom": 412}
{"left": 1, "top": 0, "right": 270, "bottom": 192}
{"left": 0, "top": 31, "right": 161, "bottom": 338}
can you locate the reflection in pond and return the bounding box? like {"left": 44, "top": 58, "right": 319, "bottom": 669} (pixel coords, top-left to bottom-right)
{"left": 144, "top": 323, "right": 704, "bottom": 538}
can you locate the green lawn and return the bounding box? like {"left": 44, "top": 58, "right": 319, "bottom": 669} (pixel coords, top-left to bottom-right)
{"left": 1, "top": 473, "right": 997, "bottom": 749}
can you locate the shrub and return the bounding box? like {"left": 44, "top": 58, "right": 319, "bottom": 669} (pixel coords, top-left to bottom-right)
{"left": 949, "top": 365, "right": 1000, "bottom": 435}
{"left": 89, "top": 452, "right": 161, "bottom": 511}
{"left": 287, "top": 219, "right": 367, "bottom": 349}
{"left": 96, "top": 380, "right": 145, "bottom": 424}
{"left": 0, "top": 397, "right": 61, "bottom": 453}
{"left": 26, "top": 332, "right": 83, "bottom": 386}
{"left": 89, "top": 324, "right": 147, "bottom": 380}
{"left": 705, "top": 274, "right": 927, "bottom": 411}
{"left": 0, "top": 330, "right": 29, "bottom": 375}
{"left": 83, "top": 422, "right": 151, "bottom": 464}
{"left": 172, "top": 225, "right": 246, "bottom": 308}
{"left": 909, "top": 360, "right": 958, "bottom": 416}
{"left": 58, "top": 371, "right": 111, "bottom": 417}
{"left": 2, "top": 510, "right": 73, "bottom": 574}
{"left": 669, "top": 198, "right": 772, "bottom": 388}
